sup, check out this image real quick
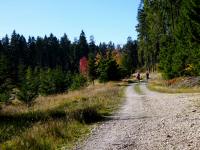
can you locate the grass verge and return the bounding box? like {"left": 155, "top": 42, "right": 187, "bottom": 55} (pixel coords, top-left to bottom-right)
{"left": 148, "top": 80, "right": 200, "bottom": 93}
{"left": 0, "top": 82, "right": 125, "bottom": 149}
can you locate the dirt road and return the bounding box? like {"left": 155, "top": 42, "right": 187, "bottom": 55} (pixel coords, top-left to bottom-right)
{"left": 76, "top": 83, "right": 200, "bottom": 150}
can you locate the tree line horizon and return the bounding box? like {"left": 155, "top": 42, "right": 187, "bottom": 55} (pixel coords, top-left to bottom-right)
{"left": 0, "top": 30, "right": 138, "bottom": 103}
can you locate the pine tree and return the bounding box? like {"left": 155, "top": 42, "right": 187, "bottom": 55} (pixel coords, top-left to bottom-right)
{"left": 10, "top": 30, "right": 21, "bottom": 83}
{"left": 27, "top": 37, "right": 37, "bottom": 67}
{"left": 60, "top": 34, "right": 71, "bottom": 70}
{"left": 97, "top": 53, "right": 120, "bottom": 82}
{"left": 39, "top": 68, "right": 55, "bottom": 95}
{"left": 89, "top": 35, "right": 97, "bottom": 55}
{"left": 0, "top": 55, "right": 11, "bottom": 102}
{"left": 39, "top": 68, "right": 67, "bottom": 95}
{"left": 97, "top": 56, "right": 108, "bottom": 82}
{"left": 88, "top": 53, "right": 96, "bottom": 84}
{"left": 106, "top": 55, "right": 120, "bottom": 81}
{"left": 136, "top": 0, "right": 200, "bottom": 78}
{"left": 79, "top": 30, "right": 89, "bottom": 58}
{"left": 122, "top": 37, "right": 138, "bottom": 74}
{"left": 17, "top": 67, "right": 39, "bottom": 106}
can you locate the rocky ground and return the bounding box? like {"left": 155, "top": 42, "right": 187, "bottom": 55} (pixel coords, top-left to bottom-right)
{"left": 76, "top": 83, "right": 200, "bottom": 150}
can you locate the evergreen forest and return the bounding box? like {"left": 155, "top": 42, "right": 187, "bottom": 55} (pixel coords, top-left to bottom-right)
{"left": 0, "top": 30, "right": 138, "bottom": 103}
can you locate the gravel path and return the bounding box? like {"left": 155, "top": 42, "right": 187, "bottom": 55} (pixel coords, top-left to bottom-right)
{"left": 76, "top": 83, "right": 200, "bottom": 150}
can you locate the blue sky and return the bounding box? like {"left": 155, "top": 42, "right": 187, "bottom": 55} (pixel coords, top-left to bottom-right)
{"left": 0, "top": 0, "right": 140, "bottom": 44}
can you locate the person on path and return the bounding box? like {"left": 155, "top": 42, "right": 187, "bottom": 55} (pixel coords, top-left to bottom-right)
{"left": 146, "top": 71, "right": 150, "bottom": 81}
{"left": 136, "top": 72, "right": 140, "bottom": 82}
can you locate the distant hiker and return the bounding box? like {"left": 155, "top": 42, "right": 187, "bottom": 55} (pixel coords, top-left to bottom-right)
{"left": 136, "top": 72, "right": 140, "bottom": 82}
{"left": 146, "top": 71, "right": 150, "bottom": 81}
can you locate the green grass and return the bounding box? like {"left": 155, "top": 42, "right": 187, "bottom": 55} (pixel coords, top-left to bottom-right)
{"left": 2, "top": 120, "right": 91, "bottom": 150}
{"left": 134, "top": 83, "right": 143, "bottom": 95}
{"left": 0, "top": 82, "right": 125, "bottom": 149}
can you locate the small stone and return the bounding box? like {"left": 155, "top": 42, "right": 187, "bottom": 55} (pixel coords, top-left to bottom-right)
{"left": 167, "top": 135, "right": 172, "bottom": 138}
{"left": 189, "top": 141, "right": 193, "bottom": 143}
{"left": 191, "top": 123, "right": 195, "bottom": 127}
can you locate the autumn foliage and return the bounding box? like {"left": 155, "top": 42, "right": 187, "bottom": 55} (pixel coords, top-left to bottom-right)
{"left": 79, "top": 57, "right": 88, "bottom": 76}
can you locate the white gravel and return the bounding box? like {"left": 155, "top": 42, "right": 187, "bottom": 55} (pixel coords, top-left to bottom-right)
{"left": 76, "top": 83, "right": 200, "bottom": 150}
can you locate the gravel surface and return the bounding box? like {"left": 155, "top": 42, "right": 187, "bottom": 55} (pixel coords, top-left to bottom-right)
{"left": 76, "top": 83, "right": 200, "bottom": 150}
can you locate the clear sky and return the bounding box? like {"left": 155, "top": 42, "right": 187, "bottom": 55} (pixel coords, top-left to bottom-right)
{"left": 0, "top": 0, "right": 140, "bottom": 45}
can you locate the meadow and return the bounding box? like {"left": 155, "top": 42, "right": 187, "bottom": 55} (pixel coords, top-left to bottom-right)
{"left": 0, "top": 82, "right": 125, "bottom": 150}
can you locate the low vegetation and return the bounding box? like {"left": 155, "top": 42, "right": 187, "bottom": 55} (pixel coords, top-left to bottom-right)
{"left": 0, "top": 82, "right": 125, "bottom": 149}
{"left": 148, "top": 76, "right": 200, "bottom": 93}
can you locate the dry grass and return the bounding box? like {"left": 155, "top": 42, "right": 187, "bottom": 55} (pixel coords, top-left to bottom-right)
{"left": 0, "top": 82, "right": 118, "bottom": 115}
{"left": 148, "top": 76, "right": 200, "bottom": 93}
{"left": 148, "top": 84, "right": 199, "bottom": 93}
{"left": 0, "top": 82, "right": 125, "bottom": 149}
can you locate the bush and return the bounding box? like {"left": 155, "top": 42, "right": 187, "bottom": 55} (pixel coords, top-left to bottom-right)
{"left": 39, "top": 68, "right": 87, "bottom": 95}
{"left": 118, "top": 67, "right": 130, "bottom": 79}
{"left": 70, "top": 74, "right": 87, "bottom": 90}
{"left": 39, "top": 68, "right": 67, "bottom": 95}
{"left": 0, "top": 92, "right": 10, "bottom": 102}
{"left": 17, "top": 67, "right": 39, "bottom": 106}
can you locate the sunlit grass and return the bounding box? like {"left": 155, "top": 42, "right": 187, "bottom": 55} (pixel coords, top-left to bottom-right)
{"left": 0, "top": 82, "right": 125, "bottom": 149}
{"left": 2, "top": 120, "right": 91, "bottom": 150}
{"left": 148, "top": 80, "right": 200, "bottom": 93}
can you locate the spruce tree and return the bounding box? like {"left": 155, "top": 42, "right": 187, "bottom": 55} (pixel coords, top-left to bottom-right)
{"left": 89, "top": 35, "right": 97, "bottom": 55}
{"left": 122, "top": 37, "right": 138, "bottom": 74}
{"left": 17, "top": 67, "right": 39, "bottom": 106}
{"left": 97, "top": 53, "right": 120, "bottom": 82}
{"left": 0, "top": 55, "right": 11, "bottom": 102}
{"left": 79, "top": 30, "right": 89, "bottom": 58}
{"left": 88, "top": 53, "right": 96, "bottom": 84}
{"left": 97, "top": 56, "right": 108, "bottom": 82}
{"left": 60, "top": 34, "right": 71, "bottom": 70}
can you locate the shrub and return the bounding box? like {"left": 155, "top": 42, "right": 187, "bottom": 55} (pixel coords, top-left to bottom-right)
{"left": 0, "top": 92, "right": 10, "bottom": 102}
{"left": 39, "top": 69, "right": 55, "bottom": 95}
{"left": 17, "top": 67, "right": 39, "bottom": 106}
{"left": 39, "top": 68, "right": 67, "bottom": 95}
{"left": 70, "top": 74, "right": 87, "bottom": 90}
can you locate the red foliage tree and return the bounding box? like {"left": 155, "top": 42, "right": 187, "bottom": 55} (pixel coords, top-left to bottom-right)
{"left": 79, "top": 57, "right": 88, "bottom": 77}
